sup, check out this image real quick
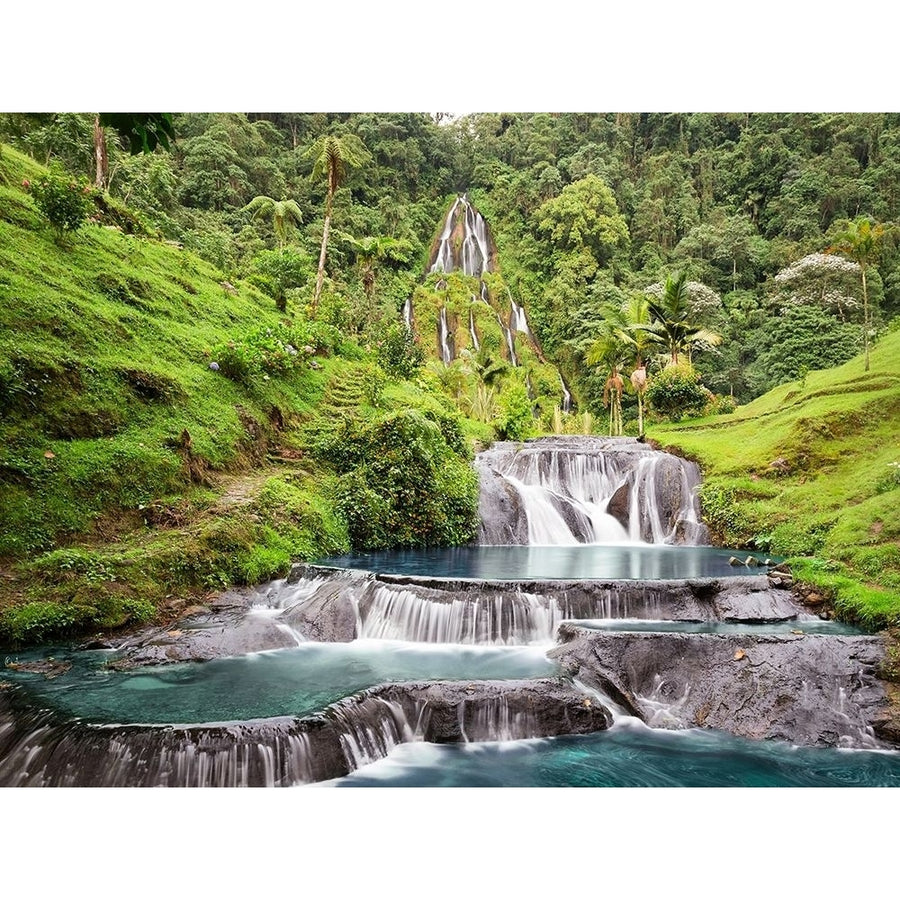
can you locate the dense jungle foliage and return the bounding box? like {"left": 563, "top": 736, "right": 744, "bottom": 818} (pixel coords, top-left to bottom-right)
{"left": 2, "top": 111, "right": 900, "bottom": 641}
{"left": 4, "top": 112, "right": 899, "bottom": 419}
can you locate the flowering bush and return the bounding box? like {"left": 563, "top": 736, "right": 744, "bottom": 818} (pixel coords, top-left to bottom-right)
{"left": 210, "top": 318, "right": 342, "bottom": 385}
{"left": 212, "top": 325, "right": 303, "bottom": 385}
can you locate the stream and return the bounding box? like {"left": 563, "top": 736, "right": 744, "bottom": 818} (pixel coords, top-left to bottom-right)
{"left": 1, "top": 437, "right": 897, "bottom": 787}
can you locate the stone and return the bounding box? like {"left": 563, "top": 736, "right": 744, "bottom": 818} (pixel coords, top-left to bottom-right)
{"left": 549, "top": 629, "right": 891, "bottom": 747}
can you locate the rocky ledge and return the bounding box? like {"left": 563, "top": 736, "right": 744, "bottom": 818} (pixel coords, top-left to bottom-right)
{"left": 549, "top": 626, "right": 892, "bottom": 748}
{"left": 0, "top": 678, "right": 610, "bottom": 787}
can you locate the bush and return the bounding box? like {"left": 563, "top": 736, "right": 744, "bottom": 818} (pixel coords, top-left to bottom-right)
{"left": 646, "top": 363, "right": 709, "bottom": 421}
{"left": 212, "top": 324, "right": 310, "bottom": 385}
{"left": 377, "top": 323, "right": 426, "bottom": 379}
{"left": 494, "top": 381, "right": 534, "bottom": 440}
{"left": 318, "top": 409, "right": 479, "bottom": 550}
{"left": 707, "top": 394, "right": 737, "bottom": 415}
{"left": 27, "top": 172, "right": 92, "bottom": 236}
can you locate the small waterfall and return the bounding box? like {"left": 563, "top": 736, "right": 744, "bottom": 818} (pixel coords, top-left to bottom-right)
{"left": 497, "top": 312, "right": 518, "bottom": 366}
{"left": 560, "top": 374, "right": 572, "bottom": 413}
{"left": 429, "top": 195, "right": 493, "bottom": 277}
{"left": 332, "top": 697, "right": 416, "bottom": 769}
{"left": 510, "top": 294, "right": 531, "bottom": 336}
{"left": 402, "top": 297, "right": 412, "bottom": 330}
{"left": 476, "top": 437, "right": 707, "bottom": 546}
{"left": 469, "top": 308, "right": 480, "bottom": 351}
{"left": 280, "top": 569, "right": 685, "bottom": 646}
{"left": 479, "top": 281, "right": 490, "bottom": 303}
{"left": 438, "top": 307, "right": 453, "bottom": 364}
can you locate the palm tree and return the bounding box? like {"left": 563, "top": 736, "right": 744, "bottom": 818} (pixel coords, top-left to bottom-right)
{"left": 340, "top": 233, "right": 412, "bottom": 306}
{"left": 242, "top": 196, "right": 303, "bottom": 252}
{"left": 586, "top": 323, "right": 629, "bottom": 437}
{"left": 618, "top": 294, "right": 656, "bottom": 437}
{"left": 307, "top": 133, "right": 371, "bottom": 317}
{"left": 829, "top": 217, "right": 886, "bottom": 372}
{"left": 639, "top": 272, "right": 721, "bottom": 366}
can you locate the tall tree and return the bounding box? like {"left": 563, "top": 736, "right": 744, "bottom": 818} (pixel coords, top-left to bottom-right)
{"left": 243, "top": 195, "right": 303, "bottom": 251}
{"left": 308, "top": 133, "right": 370, "bottom": 316}
{"left": 828, "top": 217, "right": 886, "bottom": 371}
{"left": 640, "top": 272, "right": 722, "bottom": 366}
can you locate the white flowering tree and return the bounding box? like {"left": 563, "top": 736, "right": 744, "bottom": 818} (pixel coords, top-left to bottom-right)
{"left": 773, "top": 252, "right": 861, "bottom": 322}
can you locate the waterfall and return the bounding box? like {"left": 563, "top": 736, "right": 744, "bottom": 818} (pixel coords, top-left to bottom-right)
{"left": 438, "top": 307, "right": 453, "bottom": 364}
{"left": 402, "top": 297, "right": 412, "bottom": 330}
{"left": 560, "top": 374, "right": 572, "bottom": 413}
{"left": 468, "top": 308, "right": 480, "bottom": 351}
{"left": 276, "top": 567, "right": 719, "bottom": 646}
{"left": 0, "top": 677, "right": 610, "bottom": 786}
{"left": 497, "top": 312, "right": 518, "bottom": 367}
{"left": 429, "top": 195, "right": 493, "bottom": 277}
{"left": 476, "top": 437, "right": 708, "bottom": 546}
{"left": 510, "top": 293, "right": 530, "bottom": 336}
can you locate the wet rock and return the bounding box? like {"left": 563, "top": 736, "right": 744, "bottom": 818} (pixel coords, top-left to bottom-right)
{"left": 0, "top": 678, "right": 611, "bottom": 787}
{"left": 606, "top": 482, "right": 630, "bottom": 530}
{"left": 108, "top": 607, "right": 296, "bottom": 668}
{"left": 4, "top": 658, "right": 72, "bottom": 679}
{"left": 549, "top": 629, "right": 890, "bottom": 748}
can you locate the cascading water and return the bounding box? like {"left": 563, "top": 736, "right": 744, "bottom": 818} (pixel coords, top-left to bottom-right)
{"left": 497, "top": 311, "right": 518, "bottom": 366}
{"left": 559, "top": 374, "right": 572, "bottom": 413}
{"left": 475, "top": 436, "right": 707, "bottom": 547}
{"left": 438, "top": 307, "right": 453, "bottom": 364}
{"left": 429, "top": 195, "right": 493, "bottom": 277}
{"left": 510, "top": 294, "right": 530, "bottom": 336}
{"left": 403, "top": 297, "right": 412, "bottom": 330}
{"left": 469, "top": 308, "right": 480, "bottom": 351}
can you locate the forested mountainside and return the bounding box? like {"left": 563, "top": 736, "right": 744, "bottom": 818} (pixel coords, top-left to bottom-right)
{"left": 4, "top": 112, "right": 899, "bottom": 415}
{"left": 1, "top": 112, "right": 899, "bottom": 643}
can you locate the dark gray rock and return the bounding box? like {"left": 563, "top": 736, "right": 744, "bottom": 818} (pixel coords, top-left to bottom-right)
{"left": 606, "top": 482, "right": 630, "bottom": 530}
{"left": 108, "top": 607, "right": 296, "bottom": 668}
{"left": 549, "top": 628, "right": 891, "bottom": 748}
{"left": 0, "top": 678, "right": 610, "bottom": 787}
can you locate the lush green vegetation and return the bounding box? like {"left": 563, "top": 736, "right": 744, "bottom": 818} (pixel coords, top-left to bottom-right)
{"left": 0, "top": 143, "right": 479, "bottom": 645}
{"left": 3, "top": 111, "right": 900, "bottom": 642}
{"left": 653, "top": 327, "right": 900, "bottom": 628}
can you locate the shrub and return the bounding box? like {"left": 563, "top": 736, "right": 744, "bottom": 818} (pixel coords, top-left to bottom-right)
{"left": 212, "top": 324, "right": 308, "bottom": 385}
{"left": 494, "top": 381, "right": 534, "bottom": 440}
{"left": 28, "top": 172, "right": 92, "bottom": 236}
{"left": 707, "top": 394, "right": 737, "bottom": 415}
{"left": 377, "top": 323, "right": 426, "bottom": 379}
{"left": 646, "top": 363, "right": 709, "bottom": 421}
{"left": 318, "top": 409, "right": 479, "bottom": 550}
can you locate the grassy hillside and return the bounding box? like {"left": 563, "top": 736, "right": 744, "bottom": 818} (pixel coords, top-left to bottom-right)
{"left": 0, "top": 145, "right": 480, "bottom": 645}
{"left": 651, "top": 328, "right": 900, "bottom": 627}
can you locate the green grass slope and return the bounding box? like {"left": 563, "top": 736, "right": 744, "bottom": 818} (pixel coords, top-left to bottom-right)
{"left": 651, "top": 327, "right": 900, "bottom": 627}
{"left": 0, "top": 145, "right": 479, "bottom": 646}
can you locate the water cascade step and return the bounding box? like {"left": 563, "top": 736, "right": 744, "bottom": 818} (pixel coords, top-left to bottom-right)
{"left": 0, "top": 678, "right": 609, "bottom": 787}
{"left": 476, "top": 436, "right": 708, "bottom": 546}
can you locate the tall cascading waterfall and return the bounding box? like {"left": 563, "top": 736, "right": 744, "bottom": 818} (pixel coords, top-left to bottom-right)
{"left": 429, "top": 195, "right": 492, "bottom": 278}
{"left": 427, "top": 195, "right": 497, "bottom": 366}
{"left": 475, "top": 436, "right": 709, "bottom": 547}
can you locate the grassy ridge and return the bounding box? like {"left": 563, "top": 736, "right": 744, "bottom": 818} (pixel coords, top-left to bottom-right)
{"left": 0, "top": 145, "right": 479, "bottom": 645}
{"left": 651, "top": 327, "right": 900, "bottom": 627}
